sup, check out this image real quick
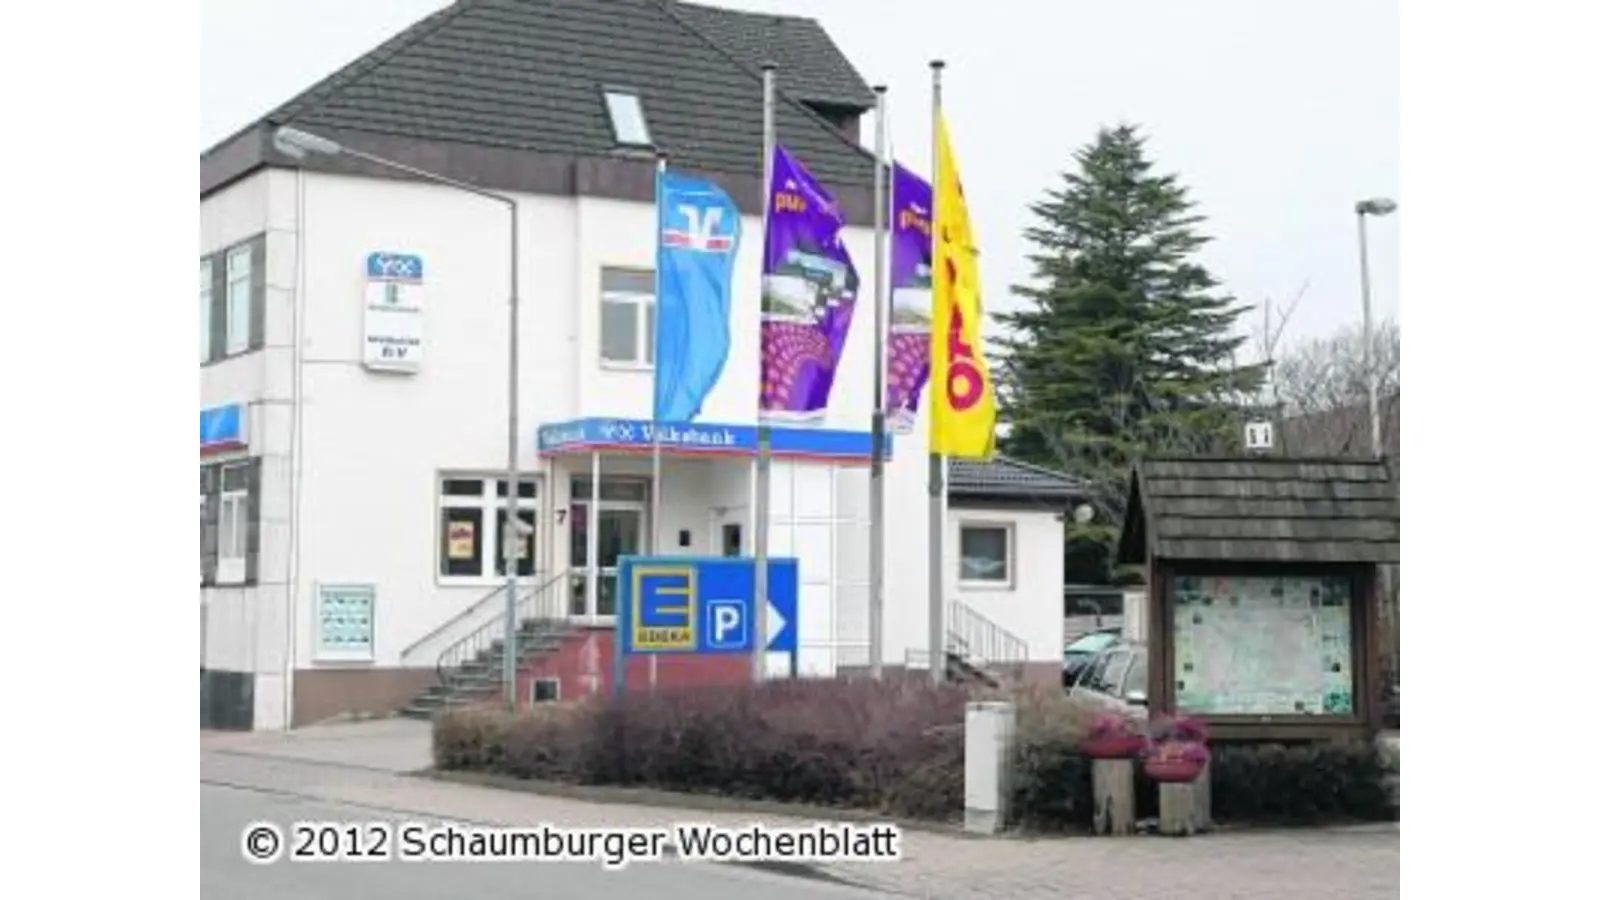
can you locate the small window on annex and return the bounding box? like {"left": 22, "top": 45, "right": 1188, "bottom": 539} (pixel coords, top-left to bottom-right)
{"left": 1171, "top": 574, "right": 1356, "bottom": 717}
{"left": 958, "top": 523, "right": 1012, "bottom": 585}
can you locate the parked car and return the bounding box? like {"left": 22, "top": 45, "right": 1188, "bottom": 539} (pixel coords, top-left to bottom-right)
{"left": 1065, "top": 638, "right": 1149, "bottom": 721}
{"left": 1061, "top": 626, "right": 1122, "bottom": 688}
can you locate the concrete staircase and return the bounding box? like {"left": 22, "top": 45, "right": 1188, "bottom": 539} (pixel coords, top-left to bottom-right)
{"left": 398, "top": 571, "right": 573, "bottom": 720}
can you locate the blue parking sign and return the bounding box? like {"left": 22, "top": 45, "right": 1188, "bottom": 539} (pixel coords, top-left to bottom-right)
{"left": 617, "top": 556, "right": 798, "bottom": 656}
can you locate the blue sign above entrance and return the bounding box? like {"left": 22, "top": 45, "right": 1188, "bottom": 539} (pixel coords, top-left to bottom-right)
{"left": 617, "top": 555, "right": 799, "bottom": 655}
{"left": 200, "top": 404, "right": 246, "bottom": 454}
{"left": 537, "top": 417, "right": 889, "bottom": 464}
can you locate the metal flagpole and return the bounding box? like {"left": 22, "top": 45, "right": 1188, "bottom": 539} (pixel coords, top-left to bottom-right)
{"left": 868, "top": 84, "right": 889, "bottom": 679}
{"left": 927, "top": 59, "right": 946, "bottom": 685}
{"left": 753, "top": 62, "right": 777, "bottom": 683}
{"left": 650, "top": 152, "right": 667, "bottom": 693}
{"left": 503, "top": 191, "right": 523, "bottom": 709}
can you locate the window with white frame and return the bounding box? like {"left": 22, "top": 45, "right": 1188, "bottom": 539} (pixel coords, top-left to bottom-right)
{"left": 958, "top": 522, "right": 1013, "bottom": 586}
{"left": 200, "top": 257, "right": 213, "bottom": 363}
{"left": 599, "top": 267, "right": 655, "bottom": 366}
{"left": 216, "top": 462, "right": 250, "bottom": 583}
{"left": 438, "top": 475, "right": 538, "bottom": 580}
{"left": 225, "top": 245, "right": 252, "bottom": 355}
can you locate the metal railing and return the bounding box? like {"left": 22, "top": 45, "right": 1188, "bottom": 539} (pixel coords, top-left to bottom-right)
{"left": 400, "top": 580, "right": 526, "bottom": 664}
{"left": 432, "top": 570, "right": 571, "bottom": 686}
{"left": 946, "top": 599, "right": 1029, "bottom": 676}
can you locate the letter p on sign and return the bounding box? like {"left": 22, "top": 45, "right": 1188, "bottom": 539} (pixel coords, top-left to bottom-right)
{"left": 706, "top": 599, "right": 748, "bottom": 651}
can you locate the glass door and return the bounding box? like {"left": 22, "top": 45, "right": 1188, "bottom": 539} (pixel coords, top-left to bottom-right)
{"left": 569, "top": 502, "right": 647, "bottom": 617}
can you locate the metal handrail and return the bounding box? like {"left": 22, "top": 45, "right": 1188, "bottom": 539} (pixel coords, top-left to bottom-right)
{"left": 947, "top": 599, "right": 1029, "bottom": 672}
{"left": 399, "top": 580, "right": 515, "bottom": 662}
{"left": 434, "top": 570, "right": 571, "bottom": 687}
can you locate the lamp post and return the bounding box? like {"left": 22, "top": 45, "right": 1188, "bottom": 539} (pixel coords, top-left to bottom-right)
{"left": 273, "top": 126, "right": 524, "bottom": 713}
{"left": 1355, "top": 197, "right": 1396, "bottom": 459}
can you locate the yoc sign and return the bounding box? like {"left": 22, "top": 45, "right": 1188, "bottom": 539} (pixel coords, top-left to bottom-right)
{"left": 363, "top": 251, "right": 426, "bottom": 374}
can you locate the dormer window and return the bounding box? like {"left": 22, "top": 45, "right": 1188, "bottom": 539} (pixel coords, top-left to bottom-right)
{"left": 602, "top": 89, "right": 652, "bottom": 147}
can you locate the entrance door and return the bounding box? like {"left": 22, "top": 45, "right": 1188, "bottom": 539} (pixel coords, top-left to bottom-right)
{"left": 568, "top": 476, "right": 649, "bottom": 617}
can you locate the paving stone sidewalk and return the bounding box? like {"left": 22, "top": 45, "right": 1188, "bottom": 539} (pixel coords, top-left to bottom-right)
{"left": 202, "top": 721, "right": 1398, "bottom": 900}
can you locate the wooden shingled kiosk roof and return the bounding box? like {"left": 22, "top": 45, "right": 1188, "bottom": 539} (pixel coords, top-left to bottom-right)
{"left": 1116, "top": 456, "right": 1400, "bottom": 565}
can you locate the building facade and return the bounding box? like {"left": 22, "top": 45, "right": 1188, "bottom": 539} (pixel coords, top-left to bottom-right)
{"left": 199, "top": 0, "right": 1079, "bottom": 729}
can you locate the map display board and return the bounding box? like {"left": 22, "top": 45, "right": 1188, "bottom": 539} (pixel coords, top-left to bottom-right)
{"left": 1172, "top": 574, "right": 1354, "bottom": 716}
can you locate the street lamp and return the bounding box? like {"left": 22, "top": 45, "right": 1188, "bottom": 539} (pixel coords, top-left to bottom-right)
{"left": 1355, "top": 197, "right": 1396, "bottom": 458}
{"left": 274, "top": 126, "right": 525, "bottom": 714}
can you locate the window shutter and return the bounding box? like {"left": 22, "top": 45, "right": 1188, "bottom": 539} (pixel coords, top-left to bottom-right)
{"left": 201, "top": 464, "right": 219, "bottom": 585}
{"left": 208, "top": 253, "right": 227, "bottom": 361}
{"left": 247, "top": 234, "right": 267, "bottom": 352}
{"left": 244, "top": 456, "right": 263, "bottom": 585}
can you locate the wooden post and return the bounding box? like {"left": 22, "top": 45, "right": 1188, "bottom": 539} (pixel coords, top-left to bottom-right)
{"left": 1157, "top": 763, "right": 1212, "bottom": 835}
{"left": 1158, "top": 782, "right": 1197, "bottom": 836}
{"left": 1091, "top": 759, "right": 1135, "bottom": 836}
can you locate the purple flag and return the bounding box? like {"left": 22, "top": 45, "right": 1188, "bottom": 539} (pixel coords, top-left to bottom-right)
{"left": 760, "top": 146, "right": 860, "bottom": 421}
{"left": 886, "top": 164, "right": 933, "bottom": 434}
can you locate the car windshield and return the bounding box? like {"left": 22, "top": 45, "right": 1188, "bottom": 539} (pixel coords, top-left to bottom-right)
{"left": 1065, "top": 632, "right": 1119, "bottom": 655}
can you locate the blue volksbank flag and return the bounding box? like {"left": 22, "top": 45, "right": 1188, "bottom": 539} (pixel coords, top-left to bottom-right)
{"left": 654, "top": 170, "right": 742, "bottom": 422}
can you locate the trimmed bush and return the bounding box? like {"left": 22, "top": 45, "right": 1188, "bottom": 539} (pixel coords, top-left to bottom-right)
{"left": 433, "top": 681, "right": 1397, "bottom": 829}
{"left": 1209, "top": 742, "right": 1397, "bottom": 823}
{"left": 1008, "top": 684, "right": 1095, "bottom": 829}
{"left": 435, "top": 678, "right": 973, "bottom": 819}
{"left": 432, "top": 706, "right": 512, "bottom": 772}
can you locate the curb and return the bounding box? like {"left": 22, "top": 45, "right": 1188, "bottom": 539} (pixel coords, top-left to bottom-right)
{"left": 419, "top": 768, "right": 1400, "bottom": 841}
{"left": 417, "top": 768, "right": 987, "bottom": 840}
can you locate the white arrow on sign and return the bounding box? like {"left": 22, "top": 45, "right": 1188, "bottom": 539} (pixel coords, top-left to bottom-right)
{"left": 766, "top": 600, "right": 786, "bottom": 649}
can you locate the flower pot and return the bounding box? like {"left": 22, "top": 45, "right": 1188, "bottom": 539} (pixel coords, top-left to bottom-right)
{"left": 1083, "top": 732, "right": 1149, "bottom": 759}
{"left": 1169, "top": 716, "right": 1208, "bottom": 743}
{"left": 1143, "top": 740, "right": 1210, "bottom": 783}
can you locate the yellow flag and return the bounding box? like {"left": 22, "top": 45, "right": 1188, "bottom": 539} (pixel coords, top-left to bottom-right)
{"left": 930, "top": 113, "right": 996, "bottom": 460}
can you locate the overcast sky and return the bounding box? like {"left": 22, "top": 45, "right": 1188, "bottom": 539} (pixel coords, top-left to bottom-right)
{"left": 201, "top": 0, "right": 1399, "bottom": 351}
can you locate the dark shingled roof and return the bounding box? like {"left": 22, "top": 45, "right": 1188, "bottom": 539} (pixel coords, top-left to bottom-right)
{"left": 216, "top": 0, "right": 875, "bottom": 193}
{"left": 1117, "top": 457, "right": 1400, "bottom": 565}
{"left": 671, "top": 2, "right": 875, "bottom": 110}
{"left": 949, "top": 456, "right": 1088, "bottom": 502}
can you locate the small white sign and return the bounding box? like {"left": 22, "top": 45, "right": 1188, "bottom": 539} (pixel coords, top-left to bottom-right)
{"left": 1245, "top": 420, "right": 1275, "bottom": 451}
{"left": 363, "top": 252, "right": 425, "bottom": 373}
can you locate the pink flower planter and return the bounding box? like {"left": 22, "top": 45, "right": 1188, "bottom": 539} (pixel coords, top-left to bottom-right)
{"left": 1143, "top": 740, "right": 1210, "bottom": 783}
{"left": 1083, "top": 714, "right": 1149, "bottom": 760}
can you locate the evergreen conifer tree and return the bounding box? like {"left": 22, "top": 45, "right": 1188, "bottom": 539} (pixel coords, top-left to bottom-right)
{"left": 996, "top": 124, "right": 1264, "bottom": 580}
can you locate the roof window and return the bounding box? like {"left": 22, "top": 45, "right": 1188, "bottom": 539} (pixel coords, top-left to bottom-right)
{"left": 603, "top": 89, "right": 652, "bottom": 147}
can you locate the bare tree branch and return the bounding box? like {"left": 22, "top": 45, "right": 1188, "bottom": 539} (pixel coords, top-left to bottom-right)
{"left": 1273, "top": 317, "right": 1400, "bottom": 456}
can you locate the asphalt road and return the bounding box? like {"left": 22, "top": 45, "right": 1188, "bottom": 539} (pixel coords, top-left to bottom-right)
{"left": 203, "top": 782, "right": 892, "bottom": 899}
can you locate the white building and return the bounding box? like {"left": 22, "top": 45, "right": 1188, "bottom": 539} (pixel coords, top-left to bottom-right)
{"left": 200, "top": 0, "right": 1085, "bottom": 730}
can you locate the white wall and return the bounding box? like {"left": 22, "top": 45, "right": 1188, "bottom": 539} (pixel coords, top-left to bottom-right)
{"left": 201, "top": 164, "right": 958, "bottom": 727}
{"left": 944, "top": 505, "right": 1066, "bottom": 665}
{"left": 291, "top": 172, "right": 580, "bottom": 670}
{"left": 287, "top": 172, "right": 934, "bottom": 673}
{"left": 199, "top": 168, "right": 301, "bottom": 730}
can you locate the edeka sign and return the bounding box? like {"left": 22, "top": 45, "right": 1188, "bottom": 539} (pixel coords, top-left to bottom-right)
{"left": 616, "top": 556, "right": 799, "bottom": 656}
{"left": 363, "top": 251, "right": 425, "bottom": 374}
{"left": 536, "top": 417, "right": 889, "bottom": 463}
{"left": 200, "top": 404, "right": 246, "bottom": 454}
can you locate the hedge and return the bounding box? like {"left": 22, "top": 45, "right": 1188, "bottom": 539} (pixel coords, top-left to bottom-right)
{"left": 433, "top": 678, "right": 1397, "bottom": 828}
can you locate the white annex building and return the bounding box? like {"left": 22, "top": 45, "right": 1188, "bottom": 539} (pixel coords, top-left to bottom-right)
{"left": 199, "top": 0, "right": 1086, "bottom": 730}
